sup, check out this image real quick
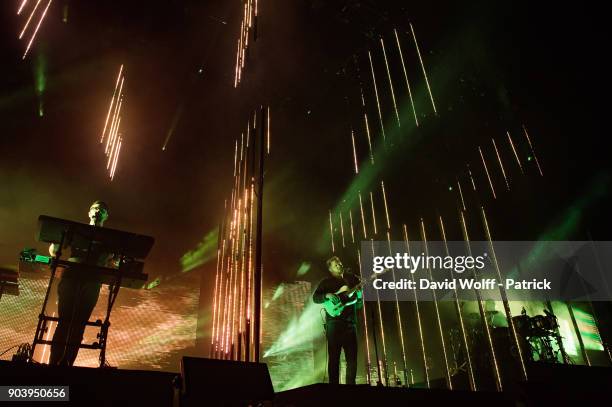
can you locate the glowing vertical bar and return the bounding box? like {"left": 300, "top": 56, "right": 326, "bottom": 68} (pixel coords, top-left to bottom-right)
{"left": 367, "top": 51, "right": 386, "bottom": 141}
{"left": 467, "top": 165, "right": 477, "bottom": 191}
{"left": 420, "top": 218, "right": 452, "bottom": 389}
{"left": 403, "top": 224, "right": 429, "bottom": 388}
{"left": 349, "top": 210, "right": 355, "bottom": 243}
{"left": 233, "top": 139, "right": 238, "bottom": 177}
{"left": 215, "top": 238, "right": 227, "bottom": 350}
{"left": 371, "top": 238, "right": 389, "bottom": 385}
{"left": 394, "top": 28, "right": 418, "bottom": 126}
{"left": 101, "top": 65, "right": 123, "bottom": 143}
{"left": 459, "top": 211, "right": 503, "bottom": 391}
{"left": 522, "top": 125, "right": 544, "bottom": 176}
{"left": 369, "top": 191, "right": 377, "bottom": 236}
{"left": 457, "top": 178, "right": 466, "bottom": 211}
{"left": 480, "top": 206, "right": 528, "bottom": 380}
{"left": 217, "top": 239, "right": 231, "bottom": 358}
{"left": 22, "top": 0, "right": 53, "bottom": 60}
{"left": 241, "top": 18, "right": 246, "bottom": 69}
{"left": 439, "top": 215, "right": 476, "bottom": 391}
{"left": 492, "top": 138, "right": 510, "bottom": 191}
{"left": 211, "top": 247, "right": 221, "bottom": 350}
{"left": 380, "top": 38, "right": 400, "bottom": 127}
{"left": 247, "top": 0, "right": 252, "bottom": 28}
{"left": 232, "top": 199, "right": 243, "bottom": 358}
{"left": 506, "top": 131, "right": 524, "bottom": 174}
{"left": 106, "top": 80, "right": 124, "bottom": 153}
{"left": 410, "top": 22, "right": 437, "bottom": 114}
{"left": 266, "top": 106, "right": 270, "bottom": 154}
{"left": 383, "top": 211, "right": 409, "bottom": 387}
{"left": 247, "top": 182, "right": 255, "bottom": 360}
{"left": 239, "top": 189, "right": 248, "bottom": 358}
{"left": 329, "top": 210, "right": 335, "bottom": 252}
{"left": 381, "top": 181, "right": 390, "bottom": 230}
{"left": 110, "top": 138, "right": 122, "bottom": 180}
{"left": 106, "top": 98, "right": 122, "bottom": 155}
{"left": 351, "top": 130, "right": 359, "bottom": 174}
{"left": 19, "top": 0, "right": 43, "bottom": 39}
{"left": 234, "top": 38, "right": 240, "bottom": 88}
{"left": 18, "top": 1, "right": 30, "bottom": 15}
{"left": 359, "top": 192, "right": 367, "bottom": 238}
{"left": 363, "top": 113, "right": 375, "bottom": 164}
{"left": 357, "top": 249, "right": 372, "bottom": 385}
{"left": 339, "top": 212, "right": 346, "bottom": 248}
{"left": 225, "top": 247, "right": 233, "bottom": 357}
{"left": 479, "top": 147, "right": 496, "bottom": 199}
{"left": 107, "top": 118, "right": 121, "bottom": 169}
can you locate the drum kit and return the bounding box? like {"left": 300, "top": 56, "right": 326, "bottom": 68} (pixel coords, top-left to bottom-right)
{"left": 449, "top": 307, "right": 571, "bottom": 375}
{"left": 511, "top": 308, "right": 571, "bottom": 364}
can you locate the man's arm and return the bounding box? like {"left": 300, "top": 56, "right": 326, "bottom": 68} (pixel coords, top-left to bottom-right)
{"left": 355, "top": 289, "right": 363, "bottom": 309}
{"left": 313, "top": 279, "right": 335, "bottom": 303}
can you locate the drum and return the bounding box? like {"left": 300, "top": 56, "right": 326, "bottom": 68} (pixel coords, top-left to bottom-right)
{"left": 512, "top": 314, "right": 530, "bottom": 337}
{"left": 529, "top": 315, "right": 557, "bottom": 336}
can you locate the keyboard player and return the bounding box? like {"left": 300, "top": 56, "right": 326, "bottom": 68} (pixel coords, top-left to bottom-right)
{"left": 49, "top": 200, "right": 116, "bottom": 366}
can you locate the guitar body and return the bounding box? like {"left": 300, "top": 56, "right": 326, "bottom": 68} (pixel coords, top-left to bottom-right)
{"left": 320, "top": 269, "right": 390, "bottom": 317}
{"left": 323, "top": 285, "right": 359, "bottom": 317}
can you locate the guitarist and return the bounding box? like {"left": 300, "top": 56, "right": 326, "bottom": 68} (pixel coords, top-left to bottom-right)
{"left": 313, "top": 256, "right": 363, "bottom": 385}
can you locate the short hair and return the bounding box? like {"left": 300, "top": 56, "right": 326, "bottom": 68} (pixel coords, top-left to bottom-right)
{"left": 91, "top": 200, "right": 110, "bottom": 214}
{"left": 326, "top": 256, "right": 341, "bottom": 269}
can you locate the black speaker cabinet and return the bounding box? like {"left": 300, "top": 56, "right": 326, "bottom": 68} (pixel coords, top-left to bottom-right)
{"left": 180, "top": 357, "right": 274, "bottom": 406}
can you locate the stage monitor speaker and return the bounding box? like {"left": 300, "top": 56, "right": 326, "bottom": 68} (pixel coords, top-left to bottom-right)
{"left": 180, "top": 357, "right": 274, "bottom": 406}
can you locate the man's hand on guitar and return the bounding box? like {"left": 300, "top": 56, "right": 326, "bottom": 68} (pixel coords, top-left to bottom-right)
{"left": 325, "top": 293, "right": 340, "bottom": 304}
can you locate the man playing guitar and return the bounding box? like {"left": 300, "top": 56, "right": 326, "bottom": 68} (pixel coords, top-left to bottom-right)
{"left": 313, "top": 256, "right": 363, "bottom": 385}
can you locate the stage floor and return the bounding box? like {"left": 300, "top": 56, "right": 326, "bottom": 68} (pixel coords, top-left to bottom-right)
{"left": 1, "top": 360, "right": 611, "bottom": 406}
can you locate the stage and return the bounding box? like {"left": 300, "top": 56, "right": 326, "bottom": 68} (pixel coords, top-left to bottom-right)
{"left": 1, "top": 359, "right": 610, "bottom": 406}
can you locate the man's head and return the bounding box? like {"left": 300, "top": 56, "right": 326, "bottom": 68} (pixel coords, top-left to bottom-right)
{"left": 326, "top": 256, "right": 344, "bottom": 278}
{"left": 88, "top": 200, "right": 109, "bottom": 226}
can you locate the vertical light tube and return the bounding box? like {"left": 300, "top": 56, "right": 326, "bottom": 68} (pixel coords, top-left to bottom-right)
{"left": 363, "top": 113, "right": 375, "bottom": 164}
{"left": 394, "top": 28, "right": 418, "bottom": 126}
{"left": 339, "top": 212, "right": 346, "bottom": 248}
{"left": 351, "top": 130, "right": 359, "bottom": 174}
{"left": 479, "top": 147, "right": 497, "bottom": 199}
{"left": 456, "top": 178, "right": 467, "bottom": 211}
{"left": 409, "top": 23, "right": 437, "bottom": 114}
{"left": 403, "top": 224, "right": 429, "bottom": 388}
{"left": 367, "top": 51, "right": 386, "bottom": 142}
{"left": 492, "top": 138, "right": 510, "bottom": 190}
{"left": 359, "top": 192, "right": 367, "bottom": 238}
{"left": 420, "top": 218, "right": 452, "bottom": 389}
{"left": 357, "top": 249, "right": 372, "bottom": 385}
{"left": 459, "top": 211, "right": 503, "bottom": 391}
{"left": 506, "top": 131, "right": 524, "bottom": 174}
{"left": 369, "top": 191, "right": 377, "bottom": 236}
{"left": 380, "top": 38, "right": 400, "bottom": 127}
{"left": 329, "top": 210, "right": 335, "bottom": 253}
{"left": 439, "top": 215, "right": 476, "bottom": 391}
{"left": 349, "top": 210, "right": 355, "bottom": 243}
{"left": 522, "top": 125, "right": 544, "bottom": 176}
{"left": 481, "top": 206, "right": 528, "bottom": 380}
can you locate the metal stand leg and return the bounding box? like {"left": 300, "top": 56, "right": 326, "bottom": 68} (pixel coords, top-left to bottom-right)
{"left": 31, "top": 231, "right": 66, "bottom": 362}
{"left": 99, "top": 276, "right": 121, "bottom": 368}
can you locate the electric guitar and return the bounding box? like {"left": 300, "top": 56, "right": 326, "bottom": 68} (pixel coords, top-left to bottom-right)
{"left": 322, "top": 268, "right": 390, "bottom": 317}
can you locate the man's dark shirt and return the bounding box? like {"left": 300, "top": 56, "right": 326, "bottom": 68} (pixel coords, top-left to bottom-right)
{"left": 313, "top": 273, "right": 362, "bottom": 324}
{"left": 62, "top": 237, "right": 113, "bottom": 282}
